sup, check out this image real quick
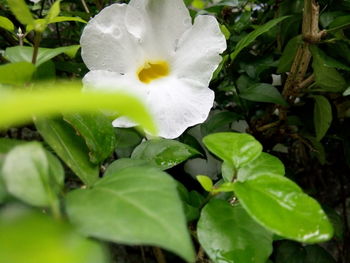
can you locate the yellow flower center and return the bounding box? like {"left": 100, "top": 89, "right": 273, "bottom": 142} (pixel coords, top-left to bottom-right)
{"left": 137, "top": 61, "right": 169, "bottom": 84}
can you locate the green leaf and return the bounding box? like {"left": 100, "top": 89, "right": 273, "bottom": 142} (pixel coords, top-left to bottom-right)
{"left": 0, "top": 82, "right": 156, "bottom": 135}
{"left": 240, "top": 83, "right": 288, "bottom": 106}
{"left": 201, "top": 111, "right": 241, "bottom": 136}
{"left": 0, "top": 16, "right": 15, "bottom": 32}
{"left": 7, "top": 0, "right": 34, "bottom": 25}
{"left": 311, "top": 46, "right": 346, "bottom": 92}
{"left": 1, "top": 142, "right": 63, "bottom": 207}
{"left": 115, "top": 128, "right": 143, "bottom": 158}
{"left": 196, "top": 175, "right": 213, "bottom": 192}
{"left": 230, "top": 16, "right": 289, "bottom": 62}
{"left": 277, "top": 35, "right": 302, "bottom": 73}
{"left": 304, "top": 245, "right": 336, "bottom": 263}
{"left": 34, "top": 118, "right": 99, "bottom": 187}
{"left": 203, "top": 132, "right": 262, "bottom": 169}
{"left": 198, "top": 200, "right": 273, "bottom": 263}
{"left": 0, "top": 207, "right": 109, "bottom": 263}
{"left": 131, "top": 139, "right": 200, "bottom": 170}
{"left": 310, "top": 46, "right": 350, "bottom": 71}
{"left": 64, "top": 113, "right": 117, "bottom": 164}
{"left": 0, "top": 62, "right": 36, "bottom": 86}
{"left": 66, "top": 165, "right": 195, "bottom": 262}
{"left": 48, "top": 16, "right": 87, "bottom": 24}
{"left": 312, "top": 95, "right": 332, "bottom": 141}
{"left": 275, "top": 241, "right": 306, "bottom": 263}
{"left": 232, "top": 174, "right": 334, "bottom": 243}
{"left": 103, "top": 158, "right": 151, "bottom": 176}
{"left": 45, "top": 0, "right": 61, "bottom": 23}
{"left": 4, "top": 45, "right": 81, "bottom": 66}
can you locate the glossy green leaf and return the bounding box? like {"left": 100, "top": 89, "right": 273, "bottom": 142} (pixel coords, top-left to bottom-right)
{"left": 131, "top": 139, "right": 200, "bottom": 170}
{"left": 4, "top": 45, "right": 80, "bottom": 66}
{"left": 277, "top": 35, "right": 302, "bottom": 73}
{"left": 7, "top": 0, "right": 34, "bottom": 25}
{"left": 0, "top": 16, "right": 15, "bottom": 32}
{"left": 201, "top": 111, "right": 241, "bottom": 136}
{"left": 203, "top": 132, "right": 262, "bottom": 169}
{"left": 196, "top": 175, "right": 213, "bottom": 192}
{"left": 311, "top": 47, "right": 346, "bottom": 92}
{"left": 240, "top": 83, "right": 288, "bottom": 106}
{"left": 0, "top": 62, "right": 36, "bottom": 86}
{"left": 46, "top": 0, "right": 61, "bottom": 22}
{"left": 233, "top": 174, "right": 334, "bottom": 243}
{"left": 198, "top": 200, "right": 273, "bottom": 263}
{"left": 35, "top": 118, "right": 99, "bottom": 187}
{"left": 312, "top": 95, "right": 332, "bottom": 141}
{"left": 1, "top": 142, "right": 63, "bottom": 207}
{"left": 115, "top": 128, "right": 143, "bottom": 158}
{"left": 66, "top": 165, "right": 195, "bottom": 262}
{"left": 64, "top": 113, "right": 116, "bottom": 164}
{"left": 0, "top": 207, "right": 109, "bottom": 263}
{"left": 0, "top": 82, "right": 156, "bottom": 135}
{"left": 49, "top": 16, "right": 87, "bottom": 24}
{"left": 230, "top": 16, "right": 289, "bottom": 62}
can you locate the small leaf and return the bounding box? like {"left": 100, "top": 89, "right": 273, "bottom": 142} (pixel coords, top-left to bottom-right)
{"left": 230, "top": 16, "right": 289, "bottom": 62}
{"left": 198, "top": 200, "right": 273, "bottom": 263}
{"left": 4, "top": 45, "right": 81, "bottom": 66}
{"left": 0, "top": 62, "right": 36, "bottom": 86}
{"left": 66, "top": 165, "right": 195, "bottom": 262}
{"left": 34, "top": 118, "right": 99, "bottom": 187}
{"left": 196, "top": 175, "right": 213, "bottom": 192}
{"left": 64, "top": 113, "right": 117, "bottom": 164}
{"left": 7, "top": 0, "right": 34, "bottom": 25}
{"left": 277, "top": 35, "right": 302, "bottom": 73}
{"left": 131, "top": 139, "right": 200, "bottom": 170}
{"left": 240, "top": 83, "right": 288, "bottom": 106}
{"left": 203, "top": 132, "right": 262, "bottom": 169}
{"left": 1, "top": 142, "right": 63, "bottom": 207}
{"left": 0, "top": 16, "right": 15, "bottom": 32}
{"left": 232, "top": 174, "right": 334, "bottom": 243}
{"left": 312, "top": 95, "right": 332, "bottom": 141}
{"left": 45, "top": 0, "right": 61, "bottom": 23}
{"left": 0, "top": 207, "right": 109, "bottom": 263}
{"left": 49, "top": 16, "right": 87, "bottom": 24}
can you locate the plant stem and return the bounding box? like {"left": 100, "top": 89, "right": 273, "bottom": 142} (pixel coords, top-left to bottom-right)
{"left": 152, "top": 247, "right": 167, "bottom": 263}
{"left": 32, "top": 31, "right": 42, "bottom": 65}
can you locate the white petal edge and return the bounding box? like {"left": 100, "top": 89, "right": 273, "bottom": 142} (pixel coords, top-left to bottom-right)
{"left": 172, "top": 15, "right": 227, "bottom": 86}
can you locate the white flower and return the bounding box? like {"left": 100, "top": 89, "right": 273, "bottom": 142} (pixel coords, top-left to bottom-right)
{"left": 80, "top": 0, "right": 227, "bottom": 139}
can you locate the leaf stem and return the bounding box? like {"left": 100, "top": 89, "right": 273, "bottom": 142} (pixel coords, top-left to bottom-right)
{"left": 32, "top": 31, "right": 42, "bottom": 65}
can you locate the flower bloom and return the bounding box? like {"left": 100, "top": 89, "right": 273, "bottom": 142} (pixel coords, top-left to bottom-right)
{"left": 81, "top": 0, "right": 226, "bottom": 139}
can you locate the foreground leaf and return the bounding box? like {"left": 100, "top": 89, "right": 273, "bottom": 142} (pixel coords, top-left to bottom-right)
{"left": 131, "top": 139, "right": 200, "bottom": 170}
{"left": 0, "top": 62, "right": 36, "bottom": 86}
{"left": 198, "top": 200, "right": 273, "bottom": 263}
{"left": 0, "top": 206, "right": 109, "bottom": 263}
{"left": 203, "top": 132, "right": 262, "bottom": 169}
{"left": 0, "top": 82, "right": 156, "bottom": 135}
{"left": 64, "top": 113, "right": 116, "bottom": 164}
{"left": 0, "top": 16, "right": 15, "bottom": 32}
{"left": 1, "top": 142, "right": 63, "bottom": 207}
{"left": 35, "top": 118, "right": 99, "bottom": 187}
{"left": 233, "top": 174, "right": 334, "bottom": 243}
{"left": 66, "top": 165, "right": 195, "bottom": 262}
{"left": 312, "top": 95, "right": 332, "bottom": 141}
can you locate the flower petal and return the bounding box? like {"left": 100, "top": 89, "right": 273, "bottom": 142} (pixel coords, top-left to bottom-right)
{"left": 80, "top": 4, "right": 142, "bottom": 74}
{"left": 146, "top": 77, "right": 214, "bottom": 139}
{"left": 126, "top": 0, "right": 192, "bottom": 56}
{"left": 172, "top": 15, "right": 227, "bottom": 86}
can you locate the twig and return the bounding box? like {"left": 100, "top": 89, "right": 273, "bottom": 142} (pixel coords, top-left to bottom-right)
{"left": 80, "top": 0, "right": 90, "bottom": 14}
{"left": 31, "top": 32, "right": 42, "bottom": 64}
{"left": 152, "top": 247, "right": 167, "bottom": 263}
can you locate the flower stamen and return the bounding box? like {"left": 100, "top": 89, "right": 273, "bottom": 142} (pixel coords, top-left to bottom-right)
{"left": 137, "top": 61, "right": 169, "bottom": 84}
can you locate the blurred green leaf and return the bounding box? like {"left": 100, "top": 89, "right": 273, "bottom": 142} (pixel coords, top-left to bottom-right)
{"left": 66, "top": 165, "right": 195, "bottom": 262}
{"left": 239, "top": 83, "right": 288, "bottom": 106}
{"left": 4, "top": 45, "right": 81, "bottom": 66}
{"left": 0, "top": 16, "right": 14, "bottom": 32}
{"left": 34, "top": 118, "right": 99, "bottom": 187}
{"left": 0, "top": 62, "right": 36, "bottom": 86}
{"left": 7, "top": 0, "right": 34, "bottom": 25}
{"left": 203, "top": 132, "right": 262, "bottom": 169}
{"left": 0, "top": 82, "right": 156, "bottom": 135}
{"left": 49, "top": 16, "right": 87, "bottom": 24}
{"left": 0, "top": 207, "right": 109, "bottom": 263}
{"left": 198, "top": 200, "right": 273, "bottom": 263}
{"left": 64, "top": 113, "right": 117, "bottom": 164}
{"left": 1, "top": 142, "right": 63, "bottom": 207}
{"left": 312, "top": 95, "right": 332, "bottom": 141}
{"left": 131, "top": 139, "right": 200, "bottom": 170}
{"left": 46, "top": 0, "right": 61, "bottom": 22}
{"left": 230, "top": 16, "right": 289, "bottom": 62}
{"left": 232, "top": 174, "right": 334, "bottom": 243}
